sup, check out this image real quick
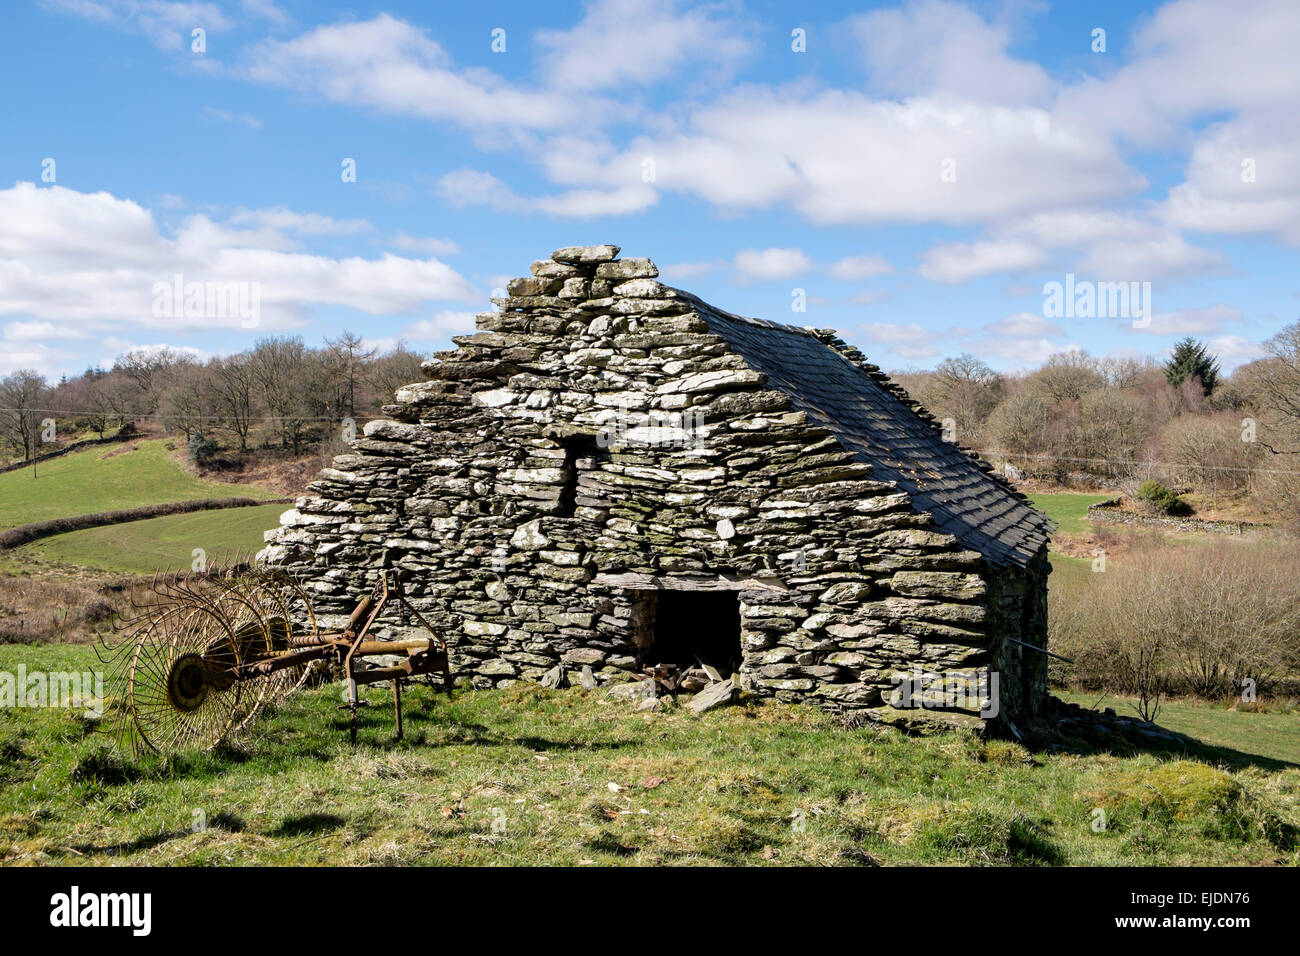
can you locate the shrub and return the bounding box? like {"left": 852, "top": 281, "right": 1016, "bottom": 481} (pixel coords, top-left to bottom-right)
{"left": 186, "top": 432, "right": 219, "bottom": 466}
{"left": 1136, "top": 479, "right": 1186, "bottom": 515}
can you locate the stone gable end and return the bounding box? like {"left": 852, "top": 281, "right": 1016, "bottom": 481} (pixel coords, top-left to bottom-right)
{"left": 259, "top": 244, "right": 1052, "bottom": 729}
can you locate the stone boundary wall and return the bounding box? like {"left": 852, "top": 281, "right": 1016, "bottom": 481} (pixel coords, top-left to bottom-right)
{"left": 1086, "top": 502, "right": 1272, "bottom": 536}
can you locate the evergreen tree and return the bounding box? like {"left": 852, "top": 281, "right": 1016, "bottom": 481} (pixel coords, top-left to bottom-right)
{"left": 1164, "top": 337, "right": 1220, "bottom": 395}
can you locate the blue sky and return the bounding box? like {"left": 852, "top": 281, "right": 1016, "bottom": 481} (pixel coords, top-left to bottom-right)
{"left": 2, "top": 0, "right": 1297, "bottom": 380}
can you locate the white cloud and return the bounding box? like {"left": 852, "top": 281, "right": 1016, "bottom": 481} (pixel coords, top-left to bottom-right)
{"left": 245, "top": 15, "right": 589, "bottom": 135}
{"left": 227, "top": 207, "right": 372, "bottom": 236}
{"left": 436, "top": 169, "right": 521, "bottom": 212}
{"left": 239, "top": 0, "right": 289, "bottom": 26}
{"left": 981, "top": 337, "right": 1084, "bottom": 366}
{"left": 984, "top": 312, "right": 1064, "bottom": 338}
{"left": 1206, "top": 333, "right": 1267, "bottom": 368}
{"left": 0, "top": 182, "right": 479, "bottom": 367}
{"left": 921, "top": 209, "right": 1224, "bottom": 284}
{"left": 1, "top": 340, "right": 83, "bottom": 379}
{"left": 658, "top": 259, "right": 727, "bottom": 280}
{"left": 860, "top": 321, "right": 933, "bottom": 345}
{"left": 1013, "top": 210, "right": 1225, "bottom": 279}
{"left": 4, "top": 320, "right": 92, "bottom": 341}
{"left": 851, "top": 0, "right": 1052, "bottom": 105}
{"left": 404, "top": 311, "right": 477, "bottom": 341}
{"left": 391, "top": 234, "right": 460, "bottom": 256}
{"left": 1161, "top": 119, "right": 1300, "bottom": 244}
{"left": 919, "top": 238, "right": 1047, "bottom": 284}
{"left": 827, "top": 254, "right": 893, "bottom": 281}
{"left": 1076, "top": 234, "right": 1222, "bottom": 279}
{"left": 435, "top": 168, "right": 657, "bottom": 218}
{"left": 536, "top": 0, "right": 752, "bottom": 92}
{"left": 108, "top": 341, "right": 210, "bottom": 363}
{"left": 1136, "top": 305, "right": 1243, "bottom": 336}
{"left": 604, "top": 91, "right": 1140, "bottom": 226}
{"left": 1057, "top": 0, "right": 1300, "bottom": 146}
{"left": 733, "top": 247, "right": 812, "bottom": 280}
{"left": 43, "top": 0, "right": 233, "bottom": 50}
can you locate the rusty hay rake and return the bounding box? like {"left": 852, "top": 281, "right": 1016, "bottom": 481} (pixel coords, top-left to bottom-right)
{"left": 100, "top": 562, "right": 451, "bottom": 756}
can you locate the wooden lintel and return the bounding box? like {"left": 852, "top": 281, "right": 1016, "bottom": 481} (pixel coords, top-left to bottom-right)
{"left": 592, "top": 572, "right": 787, "bottom": 592}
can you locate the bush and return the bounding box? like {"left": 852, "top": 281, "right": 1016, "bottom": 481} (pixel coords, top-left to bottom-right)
{"left": 1050, "top": 540, "right": 1300, "bottom": 698}
{"left": 1136, "top": 479, "right": 1186, "bottom": 515}
{"left": 186, "top": 432, "right": 219, "bottom": 466}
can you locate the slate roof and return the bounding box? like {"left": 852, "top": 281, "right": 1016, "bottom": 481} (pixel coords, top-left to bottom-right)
{"left": 684, "top": 294, "right": 1053, "bottom": 569}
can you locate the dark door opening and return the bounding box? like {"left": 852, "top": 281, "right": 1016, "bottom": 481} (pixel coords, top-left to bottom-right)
{"left": 639, "top": 589, "right": 742, "bottom": 674}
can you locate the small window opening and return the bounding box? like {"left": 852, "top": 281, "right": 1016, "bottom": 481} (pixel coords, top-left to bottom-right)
{"left": 558, "top": 434, "right": 604, "bottom": 516}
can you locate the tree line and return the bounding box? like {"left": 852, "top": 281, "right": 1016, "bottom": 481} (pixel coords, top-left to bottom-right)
{"left": 4, "top": 323, "right": 1299, "bottom": 523}
{"left": 890, "top": 325, "right": 1300, "bottom": 521}
{"left": 0, "top": 332, "right": 425, "bottom": 461}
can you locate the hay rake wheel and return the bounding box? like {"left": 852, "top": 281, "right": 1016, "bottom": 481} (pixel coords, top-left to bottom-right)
{"left": 103, "top": 560, "right": 451, "bottom": 756}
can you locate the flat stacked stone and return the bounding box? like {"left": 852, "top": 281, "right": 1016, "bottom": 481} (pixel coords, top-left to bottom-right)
{"left": 259, "top": 244, "right": 1047, "bottom": 728}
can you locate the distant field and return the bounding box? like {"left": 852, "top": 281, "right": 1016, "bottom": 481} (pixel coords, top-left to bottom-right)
{"left": 15, "top": 503, "right": 289, "bottom": 574}
{"left": 1027, "top": 493, "right": 1114, "bottom": 537}
{"left": 0, "top": 439, "right": 276, "bottom": 530}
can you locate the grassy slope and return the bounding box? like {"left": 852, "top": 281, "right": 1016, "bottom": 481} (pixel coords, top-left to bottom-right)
{"left": 16, "top": 504, "right": 290, "bottom": 574}
{"left": 1, "top": 644, "right": 1296, "bottom": 867}
{"left": 0, "top": 439, "right": 276, "bottom": 530}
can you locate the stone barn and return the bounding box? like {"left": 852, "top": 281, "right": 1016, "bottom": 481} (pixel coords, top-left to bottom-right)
{"left": 259, "top": 244, "right": 1053, "bottom": 732}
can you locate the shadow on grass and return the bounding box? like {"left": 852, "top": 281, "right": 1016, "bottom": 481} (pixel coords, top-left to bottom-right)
{"left": 71, "top": 742, "right": 254, "bottom": 786}
{"left": 68, "top": 829, "right": 184, "bottom": 856}
{"left": 1022, "top": 696, "right": 1297, "bottom": 773}
{"left": 269, "top": 813, "right": 348, "bottom": 837}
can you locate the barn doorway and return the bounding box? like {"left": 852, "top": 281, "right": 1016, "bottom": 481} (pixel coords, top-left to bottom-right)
{"left": 638, "top": 588, "right": 742, "bottom": 674}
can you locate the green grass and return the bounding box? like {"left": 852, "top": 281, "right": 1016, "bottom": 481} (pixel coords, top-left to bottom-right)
{"left": 1027, "top": 493, "right": 1114, "bottom": 537}
{"left": 1048, "top": 552, "right": 1096, "bottom": 589}
{"left": 13, "top": 504, "right": 289, "bottom": 574}
{"left": 0, "top": 439, "right": 276, "bottom": 530}
{"left": 2, "top": 644, "right": 1296, "bottom": 867}
{"left": 1059, "top": 691, "right": 1300, "bottom": 767}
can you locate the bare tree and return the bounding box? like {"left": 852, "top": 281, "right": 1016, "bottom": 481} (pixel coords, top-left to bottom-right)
{"left": 207, "top": 355, "right": 257, "bottom": 453}
{"left": 114, "top": 347, "right": 189, "bottom": 415}
{"left": 0, "top": 370, "right": 52, "bottom": 461}
{"left": 325, "top": 330, "right": 376, "bottom": 420}
{"left": 364, "top": 341, "right": 426, "bottom": 412}
{"left": 1027, "top": 349, "right": 1104, "bottom": 404}
{"left": 250, "top": 336, "right": 323, "bottom": 453}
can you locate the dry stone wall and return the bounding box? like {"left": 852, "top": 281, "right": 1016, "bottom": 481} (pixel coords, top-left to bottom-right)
{"left": 259, "top": 244, "right": 1048, "bottom": 727}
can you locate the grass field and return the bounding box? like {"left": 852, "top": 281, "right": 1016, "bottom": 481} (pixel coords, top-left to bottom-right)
{"left": 1026, "top": 493, "right": 1115, "bottom": 537}
{"left": 0, "top": 439, "right": 276, "bottom": 530}
{"left": 13, "top": 504, "right": 289, "bottom": 574}
{"left": 1, "top": 644, "right": 1296, "bottom": 867}
{"left": 1058, "top": 691, "right": 1300, "bottom": 767}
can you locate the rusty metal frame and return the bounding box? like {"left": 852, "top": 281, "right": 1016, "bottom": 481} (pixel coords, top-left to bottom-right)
{"left": 109, "top": 557, "right": 454, "bottom": 753}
